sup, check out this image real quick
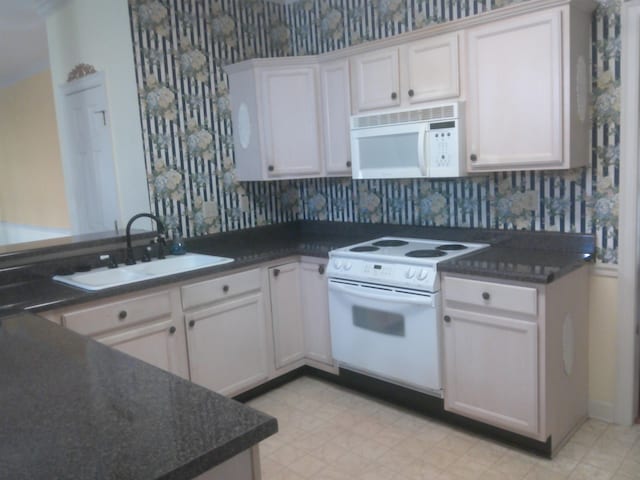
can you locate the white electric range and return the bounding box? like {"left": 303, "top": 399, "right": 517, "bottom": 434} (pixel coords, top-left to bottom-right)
{"left": 327, "top": 237, "right": 489, "bottom": 397}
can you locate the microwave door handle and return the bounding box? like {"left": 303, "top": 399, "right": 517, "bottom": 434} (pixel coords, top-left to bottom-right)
{"left": 418, "top": 127, "right": 428, "bottom": 176}
{"left": 329, "top": 281, "right": 433, "bottom": 306}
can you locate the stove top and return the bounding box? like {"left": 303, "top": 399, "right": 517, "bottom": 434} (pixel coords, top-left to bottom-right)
{"left": 328, "top": 237, "right": 490, "bottom": 291}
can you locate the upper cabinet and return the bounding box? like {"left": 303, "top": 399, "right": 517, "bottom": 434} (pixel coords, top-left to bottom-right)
{"left": 350, "top": 34, "right": 460, "bottom": 114}
{"left": 466, "top": 4, "right": 592, "bottom": 172}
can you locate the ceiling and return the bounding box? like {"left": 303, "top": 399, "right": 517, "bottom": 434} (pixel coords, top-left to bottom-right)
{"left": 0, "top": 0, "right": 49, "bottom": 88}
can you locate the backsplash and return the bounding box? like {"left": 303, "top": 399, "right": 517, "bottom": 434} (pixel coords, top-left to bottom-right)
{"left": 128, "top": 0, "right": 620, "bottom": 263}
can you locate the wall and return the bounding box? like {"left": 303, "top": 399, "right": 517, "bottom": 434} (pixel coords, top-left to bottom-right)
{"left": 45, "top": 0, "right": 149, "bottom": 230}
{"left": 0, "top": 70, "right": 69, "bottom": 229}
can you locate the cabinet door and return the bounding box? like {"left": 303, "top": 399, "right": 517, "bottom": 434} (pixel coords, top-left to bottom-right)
{"left": 443, "top": 308, "right": 539, "bottom": 436}
{"left": 99, "top": 317, "right": 189, "bottom": 379}
{"left": 350, "top": 48, "right": 400, "bottom": 112}
{"left": 320, "top": 59, "right": 352, "bottom": 175}
{"left": 259, "top": 66, "right": 322, "bottom": 177}
{"left": 404, "top": 34, "right": 460, "bottom": 104}
{"left": 466, "top": 9, "right": 563, "bottom": 171}
{"left": 186, "top": 293, "right": 269, "bottom": 396}
{"left": 269, "top": 263, "right": 304, "bottom": 369}
{"left": 300, "top": 261, "right": 332, "bottom": 365}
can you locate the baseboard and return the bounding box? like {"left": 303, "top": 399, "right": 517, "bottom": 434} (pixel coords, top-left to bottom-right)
{"left": 588, "top": 399, "right": 614, "bottom": 422}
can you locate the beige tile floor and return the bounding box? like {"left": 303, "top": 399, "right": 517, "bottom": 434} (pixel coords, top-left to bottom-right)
{"left": 246, "top": 376, "right": 640, "bottom": 480}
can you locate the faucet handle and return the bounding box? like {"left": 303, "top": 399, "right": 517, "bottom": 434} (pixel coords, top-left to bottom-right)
{"left": 142, "top": 245, "right": 153, "bottom": 263}
{"left": 99, "top": 254, "right": 118, "bottom": 269}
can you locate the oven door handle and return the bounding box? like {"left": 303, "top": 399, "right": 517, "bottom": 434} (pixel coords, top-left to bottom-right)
{"left": 329, "top": 281, "right": 434, "bottom": 306}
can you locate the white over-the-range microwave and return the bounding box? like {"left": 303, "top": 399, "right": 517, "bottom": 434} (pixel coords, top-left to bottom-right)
{"left": 350, "top": 102, "right": 465, "bottom": 179}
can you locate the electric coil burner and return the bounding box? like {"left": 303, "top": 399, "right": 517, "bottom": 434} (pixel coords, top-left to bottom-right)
{"left": 327, "top": 236, "right": 490, "bottom": 397}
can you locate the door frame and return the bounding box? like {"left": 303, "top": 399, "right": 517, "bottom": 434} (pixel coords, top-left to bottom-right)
{"left": 616, "top": 0, "right": 640, "bottom": 425}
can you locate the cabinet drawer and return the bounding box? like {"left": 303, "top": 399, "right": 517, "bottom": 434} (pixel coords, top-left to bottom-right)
{"left": 62, "top": 291, "right": 173, "bottom": 336}
{"left": 181, "top": 268, "right": 261, "bottom": 310}
{"left": 444, "top": 276, "right": 537, "bottom": 316}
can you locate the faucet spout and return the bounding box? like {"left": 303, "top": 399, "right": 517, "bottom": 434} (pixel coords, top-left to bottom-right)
{"left": 125, "top": 213, "right": 166, "bottom": 265}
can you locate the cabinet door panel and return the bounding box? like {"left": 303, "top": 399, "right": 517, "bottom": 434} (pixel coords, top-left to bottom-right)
{"left": 350, "top": 48, "right": 400, "bottom": 112}
{"left": 186, "top": 293, "right": 269, "bottom": 396}
{"left": 300, "top": 261, "right": 332, "bottom": 365}
{"left": 467, "top": 9, "right": 562, "bottom": 170}
{"left": 260, "top": 67, "right": 322, "bottom": 177}
{"left": 405, "top": 34, "right": 459, "bottom": 103}
{"left": 269, "top": 263, "right": 304, "bottom": 369}
{"left": 321, "top": 60, "right": 352, "bottom": 175}
{"left": 444, "top": 308, "right": 539, "bottom": 436}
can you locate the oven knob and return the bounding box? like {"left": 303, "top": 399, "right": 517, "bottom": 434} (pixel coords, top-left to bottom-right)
{"left": 334, "top": 259, "right": 343, "bottom": 269}
{"left": 418, "top": 269, "right": 429, "bottom": 280}
{"left": 405, "top": 267, "right": 416, "bottom": 279}
{"left": 344, "top": 262, "right": 352, "bottom": 271}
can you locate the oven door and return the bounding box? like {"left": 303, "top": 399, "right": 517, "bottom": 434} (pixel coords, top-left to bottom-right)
{"left": 328, "top": 278, "right": 442, "bottom": 396}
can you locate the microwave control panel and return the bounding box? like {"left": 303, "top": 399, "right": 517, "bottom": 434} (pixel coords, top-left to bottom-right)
{"left": 427, "top": 120, "right": 463, "bottom": 177}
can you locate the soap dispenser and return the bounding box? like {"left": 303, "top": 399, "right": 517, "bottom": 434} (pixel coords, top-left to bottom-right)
{"left": 170, "top": 227, "right": 187, "bottom": 255}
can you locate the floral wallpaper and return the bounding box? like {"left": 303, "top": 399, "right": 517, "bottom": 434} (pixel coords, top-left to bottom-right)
{"left": 128, "top": 0, "right": 620, "bottom": 264}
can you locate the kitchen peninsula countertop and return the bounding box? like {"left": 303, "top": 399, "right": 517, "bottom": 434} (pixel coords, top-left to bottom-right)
{"left": 0, "top": 312, "right": 277, "bottom": 479}
{"left": 0, "top": 221, "right": 594, "bottom": 315}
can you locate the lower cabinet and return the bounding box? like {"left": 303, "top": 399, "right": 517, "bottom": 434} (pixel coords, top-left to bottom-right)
{"left": 442, "top": 267, "right": 589, "bottom": 452}
{"left": 299, "top": 258, "right": 333, "bottom": 366}
{"left": 268, "top": 262, "right": 305, "bottom": 369}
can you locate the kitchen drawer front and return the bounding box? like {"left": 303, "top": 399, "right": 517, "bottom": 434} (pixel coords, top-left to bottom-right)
{"left": 181, "top": 268, "right": 261, "bottom": 310}
{"left": 62, "top": 291, "right": 173, "bottom": 336}
{"left": 443, "top": 276, "right": 538, "bottom": 317}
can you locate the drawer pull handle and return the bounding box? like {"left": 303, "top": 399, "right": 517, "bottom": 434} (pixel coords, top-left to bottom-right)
{"left": 318, "top": 265, "right": 325, "bottom": 275}
{"left": 482, "top": 292, "right": 490, "bottom": 300}
{"left": 169, "top": 326, "right": 176, "bottom": 335}
{"left": 273, "top": 268, "right": 280, "bottom": 277}
{"left": 188, "top": 320, "right": 195, "bottom": 328}
{"left": 444, "top": 315, "right": 451, "bottom": 323}
{"left": 118, "top": 310, "right": 127, "bottom": 320}
{"left": 223, "top": 285, "right": 229, "bottom": 293}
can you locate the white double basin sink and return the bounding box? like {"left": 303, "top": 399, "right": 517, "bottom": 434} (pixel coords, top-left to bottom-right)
{"left": 53, "top": 253, "right": 234, "bottom": 291}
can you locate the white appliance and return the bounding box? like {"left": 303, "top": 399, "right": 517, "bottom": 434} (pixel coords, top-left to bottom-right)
{"left": 327, "top": 236, "right": 489, "bottom": 397}
{"left": 350, "top": 102, "right": 465, "bottom": 179}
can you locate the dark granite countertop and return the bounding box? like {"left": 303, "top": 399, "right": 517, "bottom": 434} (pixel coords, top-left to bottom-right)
{"left": 0, "top": 221, "right": 595, "bottom": 316}
{"left": 0, "top": 312, "right": 277, "bottom": 479}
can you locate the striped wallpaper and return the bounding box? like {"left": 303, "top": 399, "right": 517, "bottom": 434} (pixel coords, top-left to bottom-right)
{"left": 128, "top": 0, "right": 620, "bottom": 263}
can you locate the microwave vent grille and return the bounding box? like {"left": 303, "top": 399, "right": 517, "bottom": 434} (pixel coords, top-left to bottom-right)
{"left": 353, "top": 104, "right": 456, "bottom": 129}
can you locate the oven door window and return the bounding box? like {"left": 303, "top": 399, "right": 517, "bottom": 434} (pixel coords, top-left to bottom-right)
{"left": 352, "top": 305, "right": 405, "bottom": 337}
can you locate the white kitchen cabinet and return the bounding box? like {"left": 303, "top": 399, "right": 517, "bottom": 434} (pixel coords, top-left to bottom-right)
{"left": 350, "top": 34, "right": 460, "bottom": 113}
{"left": 268, "top": 262, "right": 305, "bottom": 370}
{"left": 320, "top": 59, "right": 352, "bottom": 176}
{"left": 182, "top": 268, "right": 270, "bottom": 397}
{"left": 466, "top": 4, "right": 592, "bottom": 171}
{"left": 226, "top": 58, "right": 323, "bottom": 181}
{"left": 46, "top": 289, "right": 189, "bottom": 379}
{"left": 299, "top": 258, "right": 333, "bottom": 367}
{"left": 442, "top": 267, "right": 589, "bottom": 453}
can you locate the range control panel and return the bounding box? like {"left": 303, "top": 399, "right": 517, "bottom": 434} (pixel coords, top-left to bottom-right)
{"left": 327, "top": 258, "right": 438, "bottom": 291}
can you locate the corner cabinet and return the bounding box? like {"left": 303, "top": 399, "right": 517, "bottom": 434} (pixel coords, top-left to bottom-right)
{"left": 320, "top": 59, "right": 352, "bottom": 176}
{"left": 466, "top": 3, "right": 592, "bottom": 171}
{"left": 441, "top": 267, "right": 589, "bottom": 452}
{"left": 299, "top": 258, "right": 333, "bottom": 367}
{"left": 350, "top": 33, "right": 460, "bottom": 113}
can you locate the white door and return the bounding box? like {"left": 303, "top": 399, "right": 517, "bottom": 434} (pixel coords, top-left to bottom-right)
{"left": 320, "top": 59, "right": 352, "bottom": 175}
{"left": 269, "top": 263, "right": 305, "bottom": 369}
{"left": 350, "top": 48, "right": 400, "bottom": 112}
{"left": 443, "top": 308, "right": 539, "bottom": 436}
{"left": 466, "top": 9, "right": 563, "bottom": 170}
{"left": 300, "top": 261, "right": 333, "bottom": 365}
{"left": 61, "top": 72, "right": 120, "bottom": 235}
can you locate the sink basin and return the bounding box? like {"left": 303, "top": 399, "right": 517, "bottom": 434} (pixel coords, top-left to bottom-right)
{"left": 53, "top": 253, "right": 234, "bottom": 291}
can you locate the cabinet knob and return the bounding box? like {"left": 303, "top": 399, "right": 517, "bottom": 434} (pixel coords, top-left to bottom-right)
{"left": 169, "top": 326, "right": 176, "bottom": 335}
{"left": 482, "top": 292, "right": 490, "bottom": 300}
{"left": 444, "top": 315, "right": 451, "bottom": 323}
{"left": 318, "top": 265, "right": 325, "bottom": 275}
{"left": 390, "top": 92, "right": 397, "bottom": 100}
{"left": 188, "top": 320, "right": 195, "bottom": 328}
{"left": 268, "top": 165, "right": 274, "bottom": 172}
{"left": 470, "top": 154, "right": 478, "bottom": 162}
{"left": 118, "top": 310, "right": 127, "bottom": 320}
{"left": 273, "top": 268, "right": 280, "bottom": 277}
{"left": 346, "top": 161, "right": 352, "bottom": 168}
{"left": 223, "top": 285, "right": 229, "bottom": 293}
{"left": 408, "top": 89, "right": 415, "bottom": 97}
